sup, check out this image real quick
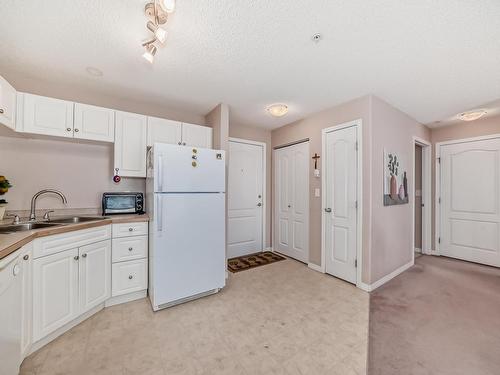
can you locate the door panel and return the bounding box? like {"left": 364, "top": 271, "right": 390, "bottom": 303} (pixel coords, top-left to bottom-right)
{"left": 440, "top": 138, "right": 500, "bottom": 266}
{"left": 228, "top": 141, "right": 264, "bottom": 258}
{"left": 274, "top": 142, "right": 309, "bottom": 262}
{"left": 79, "top": 240, "right": 111, "bottom": 314}
{"left": 181, "top": 123, "right": 213, "bottom": 148}
{"left": 114, "top": 111, "right": 147, "bottom": 177}
{"left": 32, "top": 248, "right": 79, "bottom": 342}
{"left": 147, "top": 117, "right": 182, "bottom": 146}
{"left": 74, "top": 103, "right": 115, "bottom": 142}
{"left": 325, "top": 126, "right": 358, "bottom": 283}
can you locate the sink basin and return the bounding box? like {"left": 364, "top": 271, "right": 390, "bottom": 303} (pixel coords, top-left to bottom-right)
{"left": 0, "top": 222, "right": 62, "bottom": 234}
{"left": 48, "top": 216, "right": 107, "bottom": 224}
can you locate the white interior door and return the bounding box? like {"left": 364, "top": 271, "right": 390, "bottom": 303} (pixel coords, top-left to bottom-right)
{"left": 274, "top": 142, "right": 309, "bottom": 263}
{"left": 440, "top": 138, "right": 500, "bottom": 267}
{"left": 324, "top": 126, "right": 358, "bottom": 284}
{"left": 228, "top": 140, "right": 264, "bottom": 258}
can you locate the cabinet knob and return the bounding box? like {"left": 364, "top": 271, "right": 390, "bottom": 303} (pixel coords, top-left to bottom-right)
{"left": 178, "top": 142, "right": 181, "bottom": 145}
{"left": 183, "top": 142, "right": 186, "bottom": 146}
{"left": 128, "top": 247, "right": 133, "bottom": 251}
{"left": 0, "top": 109, "right": 4, "bottom": 114}
{"left": 82, "top": 253, "right": 87, "bottom": 258}
{"left": 66, "top": 127, "right": 72, "bottom": 132}
{"left": 74, "top": 256, "right": 79, "bottom": 261}
{"left": 128, "top": 275, "right": 133, "bottom": 280}
{"left": 128, "top": 228, "right": 133, "bottom": 232}
{"left": 257, "top": 203, "right": 262, "bottom": 207}
{"left": 23, "top": 254, "right": 29, "bottom": 261}
{"left": 74, "top": 128, "right": 79, "bottom": 132}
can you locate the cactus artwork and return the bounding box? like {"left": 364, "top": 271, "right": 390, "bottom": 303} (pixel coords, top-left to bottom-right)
{"left": 384, "top": 150, "right": 409, "bottom": 206}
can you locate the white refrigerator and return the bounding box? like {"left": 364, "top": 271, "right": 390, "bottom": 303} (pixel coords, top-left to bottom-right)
{"left": 146, "top": 143, "right": 226, "bottom": 311}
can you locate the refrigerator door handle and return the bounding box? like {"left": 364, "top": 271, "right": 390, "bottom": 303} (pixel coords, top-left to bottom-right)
{"left": 158, "top": 154, "right": 163, "bottom": 192}
{"left": 156, "top": 195, "right": 163, "bottom": 232}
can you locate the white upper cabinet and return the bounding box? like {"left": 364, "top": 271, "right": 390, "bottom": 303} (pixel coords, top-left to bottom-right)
{"left": 21, "top": 93, "right": 74, "bottom": 138}
{"left": 181, "top": 122, "right": 213, "bottom": 148}
{"left": 74, "top": 103, "right": 115, "bottom": 142}
{"left": 147, "top": 117, "right": 182, "bottom": 147}
{"left": 0, "top": 75, "right": 16, "bottom": 130}
{"left": 114, "top": 111, "right": 147, "bottom": 177}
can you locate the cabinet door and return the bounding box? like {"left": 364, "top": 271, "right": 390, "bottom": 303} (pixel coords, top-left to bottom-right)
{"left": 32, "top": 248, "right": 79, "bottom": 342}
{"left": 22, "top": 93, "right": 74, "bottom": 138}
{"left": 79, "top": 240, "right": 111, "bottom": 314}
{"left": 147, "top": 117, "right": 182, "bottom": 147}
{"left": 0, "top": 75, "right": 16, "bottom": 130}
{"left": 74, "top": 103, "right": 115, "bottom": 142}
{"left": 20, "top": 244, "right": 33, "bottom": 358}
{"left": 181, "top": 123, "right": 213, "bottom": 148}
{"left": 114, "top": 111, "right": 147, "bottom": 177}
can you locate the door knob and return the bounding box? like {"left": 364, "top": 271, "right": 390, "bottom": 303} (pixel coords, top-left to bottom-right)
{"left": 257, "top": 203, "right": 262, "bottom": 207}
{"left": 325, "top": 208, "right": 332, "bottom": 213}
{"left": 287, "top": 204, "right": 291, "bottom": 208}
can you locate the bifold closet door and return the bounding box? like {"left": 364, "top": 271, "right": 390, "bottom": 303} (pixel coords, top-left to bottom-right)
{"left": 274, "top": 142, "right": 309, "bottom": 262}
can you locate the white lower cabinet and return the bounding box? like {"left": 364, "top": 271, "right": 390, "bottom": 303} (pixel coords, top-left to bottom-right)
{"left": 79, "top": 241, "right": 111, "bottom": 314}
{"left": 32, "top": 230, "right": 112, "bottom": 343}
{"left": 112, "top": 259, "right": 148, "bottom": 296}
{"left": 33, "top": 248, "right": 80, "bottom": 342}
{"left": 20, "top": 244, "right": 33, "bottom": 359}
{"left": 111, "top": 221, "right": 148, "bottom": 299}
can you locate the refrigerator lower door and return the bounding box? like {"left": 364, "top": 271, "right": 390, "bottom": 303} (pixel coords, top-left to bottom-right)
{"left": 151, "top": 193, "right": 225, "bottom": 309}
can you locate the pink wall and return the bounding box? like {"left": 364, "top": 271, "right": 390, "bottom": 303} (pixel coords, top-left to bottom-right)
{"left": 430, "top": 115, "right": 500, "bottom": 248}
{"left": 0, "top": 135, "right": 144, "bottom": 211}
{"left": 370, "top": 97, "right": 430, "bottom": 283}
{"left": 272, "top": 96, "right": 372, "bottom": 283}
{"left": 229, "top": 123, "right": 272, "bottom": 248}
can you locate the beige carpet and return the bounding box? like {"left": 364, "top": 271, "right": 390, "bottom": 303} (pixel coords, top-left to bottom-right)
{"left": 368, "top": 255, "right": 500, "bottom": 375}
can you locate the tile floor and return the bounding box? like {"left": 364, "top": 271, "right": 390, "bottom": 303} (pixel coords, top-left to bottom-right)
{"left": 20, "top": 259, "right": 369, "bottom": 375}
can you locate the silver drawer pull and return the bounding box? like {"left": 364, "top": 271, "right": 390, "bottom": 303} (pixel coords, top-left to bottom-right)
{"left": 128, "top": 247, "right": 133, "bottom": 251}
{"left": 82, "top": 253, "right": 87, "bottom": 258}
{"left": 0, "top": 109, "right": 4, "bottom": 114}
{"left": 128, "top": 228, "right": 133, "bottom": 232}
{"left": 74, "top": 256, "right": 79, "bottom": 261}
{"left": 128, "top": 275, "right": 133, "bottom": 280}
{"left": 23, "top": 254, "right": 29, "bottom": 261}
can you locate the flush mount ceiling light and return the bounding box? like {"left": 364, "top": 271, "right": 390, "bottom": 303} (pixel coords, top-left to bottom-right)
{"left": 142, "top": 0, "right": 175, "bottom": 63}
{"left": 266, "top": 104, "right": 289, "bottom": 117}
{"left": 457, "top": 109, "right": 487, "bottom": 122}
{"left": 85, "top": 66, "right": 103, "bottom": 77}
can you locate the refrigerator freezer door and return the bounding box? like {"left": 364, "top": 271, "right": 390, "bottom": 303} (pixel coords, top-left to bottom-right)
{"left": 154, "top": 143, "right": 225, "bottom": 193}
{"left": 151, "top": 193, "right": 225, "bottom": 308}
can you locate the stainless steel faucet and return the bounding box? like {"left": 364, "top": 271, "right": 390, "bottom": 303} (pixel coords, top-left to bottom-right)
{"left": 29, "top": 189, "right": 68, "bottom": 221}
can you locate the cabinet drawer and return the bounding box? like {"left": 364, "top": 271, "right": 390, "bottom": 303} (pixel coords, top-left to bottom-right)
{"left": 112, "top": 236, "right": 148, "bottom": 263}
{"left": 33, "top": 225, "right": 111, "bottom": 259}
{"left": 112, "top": 222, "right": 148, "bottom": 238}
{"left": 112, "top": 259, "right": 147, "bottom": 297}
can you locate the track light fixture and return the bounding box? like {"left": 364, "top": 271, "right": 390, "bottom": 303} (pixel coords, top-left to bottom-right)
{"left": 142, "top": 0, "right": 175, "bottom": 62}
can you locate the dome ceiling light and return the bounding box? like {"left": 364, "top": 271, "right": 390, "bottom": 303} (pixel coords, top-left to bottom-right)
{"left": 266, "top": 104, "right": 289, "bottom": 118}
{"left": 457, "top": 109, "right": 487, "bottom": 122}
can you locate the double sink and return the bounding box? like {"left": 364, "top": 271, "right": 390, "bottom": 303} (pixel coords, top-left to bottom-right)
{"left": 0, "top": 216, "right": 108, "bottom": 234}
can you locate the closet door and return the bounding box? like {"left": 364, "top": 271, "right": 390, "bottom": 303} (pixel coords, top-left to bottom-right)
{"left": 274, "top": 142, "right": 309, "bottom": 262}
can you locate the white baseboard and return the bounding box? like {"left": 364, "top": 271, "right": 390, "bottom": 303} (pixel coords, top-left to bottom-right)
{"left": 264, "top": 247, "right": 273, "bottom": 252}
{"left": 357, "top": 282, "right": 371, "bottom": 292}
{"left": 365, "top": 260, "right": 414, "bottom": 292}
{"left": 105, "top": 290, "right": 147, "bottom": 307}
{"left": 307, "top": 262, "right": 324, "bottom": 273}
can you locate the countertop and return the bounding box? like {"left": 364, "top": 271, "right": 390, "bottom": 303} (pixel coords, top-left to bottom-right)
{"left": 0, "top": 214, "right": 149, "bottom": 260}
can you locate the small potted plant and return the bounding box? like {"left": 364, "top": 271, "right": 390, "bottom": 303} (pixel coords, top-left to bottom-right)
{"left": 0, "top": 176, "right": 13, "bottom": 220}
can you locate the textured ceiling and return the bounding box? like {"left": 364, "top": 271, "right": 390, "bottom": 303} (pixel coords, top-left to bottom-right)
{"left": 1, "top": 0, "right": 499, "bottom": 129}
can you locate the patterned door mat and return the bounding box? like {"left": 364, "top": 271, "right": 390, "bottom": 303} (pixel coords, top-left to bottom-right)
{"left": 228, "top": 251, "right": 286, "bottom": 273}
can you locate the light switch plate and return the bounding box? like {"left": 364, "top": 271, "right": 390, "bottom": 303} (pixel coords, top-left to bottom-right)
{"left": 314, "top": 188, "right": 320, "bottom": 197}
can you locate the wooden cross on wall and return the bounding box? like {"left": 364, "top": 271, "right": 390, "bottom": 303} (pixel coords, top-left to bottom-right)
{"left": 312, "top": 153, "right": 320, "bottom": 169}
